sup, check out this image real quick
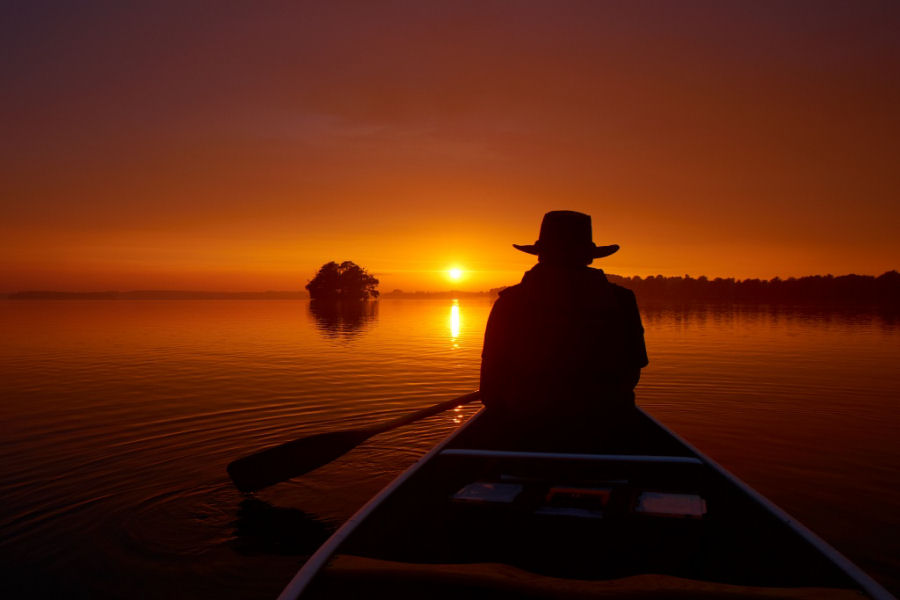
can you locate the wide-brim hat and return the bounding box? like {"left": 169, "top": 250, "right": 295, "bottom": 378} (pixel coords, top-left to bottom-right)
{"left": 513, "top": 210, "right": 619, "bottom": 259}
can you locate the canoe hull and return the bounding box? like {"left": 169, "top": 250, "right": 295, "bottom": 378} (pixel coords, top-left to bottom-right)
{"left": 279, "top": 407, "right": 894, "bottom": 600}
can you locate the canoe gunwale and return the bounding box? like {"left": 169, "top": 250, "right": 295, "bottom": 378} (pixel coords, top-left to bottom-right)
{"left": 275, "top": 404, "right": 486, "bottom": 600}
{"left": 640, "top": 410, "right": 895, "bottom": 600}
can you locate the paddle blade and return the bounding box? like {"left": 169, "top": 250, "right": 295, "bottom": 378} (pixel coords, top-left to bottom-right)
{"left": 227, "top": 429, "right": 373, "bottom": 493}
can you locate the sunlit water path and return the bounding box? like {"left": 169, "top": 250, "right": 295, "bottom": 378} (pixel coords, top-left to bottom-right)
{"left": 0, "top": 299, "right": 897, "bottom": 598}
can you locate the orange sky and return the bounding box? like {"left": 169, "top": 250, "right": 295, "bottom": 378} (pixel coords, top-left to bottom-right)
{"left": 2, "top": 2, "right": 899, "bottom": 293}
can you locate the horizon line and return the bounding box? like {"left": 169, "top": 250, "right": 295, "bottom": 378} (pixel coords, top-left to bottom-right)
{"left": 6, "top": 269, "right": 897, "bottom": 298}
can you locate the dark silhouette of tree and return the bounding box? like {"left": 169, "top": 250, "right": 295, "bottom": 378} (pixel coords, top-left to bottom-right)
{"left": 305, "top": 261, "right": 379, "bottom": 301}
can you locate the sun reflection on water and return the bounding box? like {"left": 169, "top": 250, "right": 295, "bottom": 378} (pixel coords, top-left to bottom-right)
{"left": 450, "top": 299, "right": 461, "bottom": 342}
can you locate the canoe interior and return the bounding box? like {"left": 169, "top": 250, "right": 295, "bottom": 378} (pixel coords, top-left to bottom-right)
{"left": 301, "top": 408, "right": 868, "bottom": 599}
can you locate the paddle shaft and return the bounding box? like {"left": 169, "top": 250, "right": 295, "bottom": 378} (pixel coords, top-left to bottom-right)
{"left": 366, "top": 390, "right": 482, "bottom": 436}
{"left": 227, "top": 390, "right": 481, "bottom": 492}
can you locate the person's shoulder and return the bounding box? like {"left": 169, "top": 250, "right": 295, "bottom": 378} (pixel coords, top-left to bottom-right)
{"left": 608, "top": 281, "right": 634, "bottom": 295}
{"left": 489, "top": 283, "right": 529, "bottom": 314}
{"left": 587, "top": 268, "right": 634, "bottom": 298}
{"left": 496, "top": 283, "right": 524, "bottom": 301}
{"left": 497, "top": 280, "right": 524, "bottom": 295}
{"left": 607, "top": 281, "right": 638, "bottom": 303}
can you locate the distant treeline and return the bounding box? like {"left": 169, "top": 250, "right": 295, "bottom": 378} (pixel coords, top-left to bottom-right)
{"left": 9, "top": 271, "right": 899, "bottom": 306}
{"left": 606, "top": 271, "right": 900, "bottom": 306}
{"left": 8, "top": 290, "right": 309, "bottom": 300}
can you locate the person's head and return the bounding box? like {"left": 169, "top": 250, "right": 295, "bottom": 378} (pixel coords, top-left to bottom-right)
{"left": 513, "top": 210, "right": 618, "bottom": 267}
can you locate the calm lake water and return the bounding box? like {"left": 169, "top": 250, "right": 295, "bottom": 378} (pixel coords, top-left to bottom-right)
{"left": 0, "top": 299, "right": 898, "bottom": 598}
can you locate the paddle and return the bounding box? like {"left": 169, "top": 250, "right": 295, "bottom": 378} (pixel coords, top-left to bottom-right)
{"left": 227, "top": 390, "right": 482, "bottom": 493}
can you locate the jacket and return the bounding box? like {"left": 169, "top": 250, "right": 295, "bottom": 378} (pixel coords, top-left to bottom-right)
{"left": 480, "top": 263, "right": 648, "bottom": 417}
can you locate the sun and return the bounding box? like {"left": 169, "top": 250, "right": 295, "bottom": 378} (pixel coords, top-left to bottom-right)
{"left": 447, "top": 267, "right": 464, "bottom": 282}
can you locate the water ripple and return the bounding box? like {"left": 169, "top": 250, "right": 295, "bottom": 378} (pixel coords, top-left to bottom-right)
{"left": 0, "top": 299, "right": 897, "bottom": 597}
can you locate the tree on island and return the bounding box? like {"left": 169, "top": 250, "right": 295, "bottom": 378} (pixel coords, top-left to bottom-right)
{"left": 306, "top": 261, "right": 379, "bottom": 301}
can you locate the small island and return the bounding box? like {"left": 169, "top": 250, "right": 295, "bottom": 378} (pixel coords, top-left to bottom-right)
{"left": 305, "top": 261, "right": 379, "bottom": 301}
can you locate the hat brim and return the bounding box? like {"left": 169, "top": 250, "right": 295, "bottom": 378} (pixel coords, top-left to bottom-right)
{"left": 513, "top": 243, "right": 620, "bottom": 258}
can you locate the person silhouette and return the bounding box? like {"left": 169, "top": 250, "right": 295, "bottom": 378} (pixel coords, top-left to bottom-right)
{"left": 480, "top": 211, "right": 648, "bottom": 431}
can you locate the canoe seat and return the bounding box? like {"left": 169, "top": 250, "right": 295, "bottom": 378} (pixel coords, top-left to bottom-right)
{"left": 441, "top": 448, "right": 703, "bottom": 464}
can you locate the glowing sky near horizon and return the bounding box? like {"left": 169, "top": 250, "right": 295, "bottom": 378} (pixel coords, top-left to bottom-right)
{"left": 1, "top": 1, "right": 899, "bottom": 292}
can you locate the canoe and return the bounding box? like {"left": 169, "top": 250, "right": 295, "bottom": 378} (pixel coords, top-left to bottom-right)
{"left": 278, "top": 406, "right": 895, "bottom": 599}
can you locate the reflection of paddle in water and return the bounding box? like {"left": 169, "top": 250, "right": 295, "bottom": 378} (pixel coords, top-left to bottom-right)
{"left": 232, "top": 498, "right": 335, "bottom": 556}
